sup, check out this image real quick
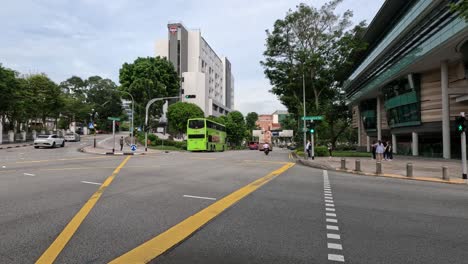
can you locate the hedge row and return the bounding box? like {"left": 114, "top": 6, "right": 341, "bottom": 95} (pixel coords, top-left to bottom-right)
{"left": 136, "top": 133, "right": 187, "bottom": 150}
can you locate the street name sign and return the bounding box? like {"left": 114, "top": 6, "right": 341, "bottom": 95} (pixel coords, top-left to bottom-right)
{"left": 107, "top": 117, "right": 121, "bottom": 121}
{"left": 302, "top": 116, "right": 324, "bottom": 121}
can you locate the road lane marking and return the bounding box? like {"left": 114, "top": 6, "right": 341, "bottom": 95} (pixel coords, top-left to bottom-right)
{"left": 183, "top": 195, "right": 216, "bottom": 200}
{"left": 81, "top": 181, "right": 102, "bottom": 185}
{"left": 36, "top": 156, "right": 131, "bottom": 264}
{"left": 109, "top": 162, "right": 295, "bottom": 264}
{"left": 189, "top": 157, "right": 217, "bottom": 160}
{"left": 328, "top": 243, "right": 343, "bottom": 250}
{"left": 327, "top": 233, "right": 341, "bottom": 239}
{"left": 328, "top": 254, "right": 345, "bottom": 262}
{"left": 14, "top": 156, "right": 114, "bottom": 165}
{"left": 23, "top": 173, "right": 35, "bottom": 176}
{"left": 324, "top": 170, "right": 345, "bottom": 262}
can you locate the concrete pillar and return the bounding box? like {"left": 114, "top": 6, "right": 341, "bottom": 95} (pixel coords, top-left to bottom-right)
{"left": 32, "top": 130, "right": 37, "bottom": 140}
{"left": 377, "top": 96, "right": 382, "bottom": 141}
{"left": 441, "top": 61, "right": 451, "bottom": 159}
{"left": 357, "top": 106, "right": 361, "bottom": 146}
{"left": 0, "top": 122, "right": 2, "bottom": 144}
{"left": 412, "top": 132, "right": 419, "bottom": 156}
{"left": 21, "top": 131, "right": 26, "bottom": 142}
{"left": 366, "top": 136, "right": 370, "bottom": 152}
{"left": 392, "top": 134, "right": 397, "bottom": 154}
{"left": 8, "top": 131, "right": 14, "bottom": 142}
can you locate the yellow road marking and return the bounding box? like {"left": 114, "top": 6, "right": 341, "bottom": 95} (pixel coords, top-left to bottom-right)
{"left": 242, "top": 159, "right": 289, "bottom": 165}
{"left": 35, "top": 156, "right": 131, "bottom": 264}
{"left": 109, "top": 162, "right": 295, "bottom": 264}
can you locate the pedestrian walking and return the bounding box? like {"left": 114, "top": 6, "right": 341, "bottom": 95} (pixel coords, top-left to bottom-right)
{"left": 327, "top": 143, "right": 333, "bottom": 159}
{"left": 376, "top": 140, "right": 384, "bottom": 161}
{"left": 384, "top": 141, "right": 393, "bottom": 161}
{"left": 119, "top": 136, "right": 124, "bottom": 151}
{"left": 371, "top": 140, "right": 377, "bottom": 160}
{"left": 306, "top": 140, "right": 311, "bottom": 159}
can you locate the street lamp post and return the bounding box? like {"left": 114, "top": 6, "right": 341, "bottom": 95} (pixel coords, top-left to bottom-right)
{"left": 145, "top": 96, "right": 179, "bottom": 151}
{"left": 120, "top": 91, "right": 135, "bottom": 145}
{"left": 302, "top": 73, "right": 307, "bottom": 159}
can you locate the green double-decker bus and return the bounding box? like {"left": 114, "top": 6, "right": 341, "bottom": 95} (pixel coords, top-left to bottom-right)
{"left": 187, "top": 118, "right": 227, "bottom": 152}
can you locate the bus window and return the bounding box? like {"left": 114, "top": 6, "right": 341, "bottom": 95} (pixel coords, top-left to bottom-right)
{"left": 189, "top": 120, "right": 205, "bottom": 129}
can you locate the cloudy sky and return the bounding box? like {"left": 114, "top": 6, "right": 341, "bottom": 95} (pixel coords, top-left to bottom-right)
{"left": 0, "top": 0, "right": 384, "bottom": 115}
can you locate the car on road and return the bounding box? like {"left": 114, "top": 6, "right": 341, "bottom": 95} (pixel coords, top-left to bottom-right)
{"left": 64, "top": 132, "right": 80, "bottom": 142}
{"left": 34, "top": 134, "right": 65, "bottom": 148}
{"left": 248, "top": 141, "right": 259, "bottom": 150}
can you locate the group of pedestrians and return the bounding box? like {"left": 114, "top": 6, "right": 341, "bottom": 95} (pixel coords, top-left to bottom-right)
{"left": 371, "top": 140, "right": 393, "bottom": 161}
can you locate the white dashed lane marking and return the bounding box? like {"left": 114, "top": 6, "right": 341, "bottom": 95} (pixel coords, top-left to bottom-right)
{"left": 324, "top": 170, "right": 345, "bottom": 262}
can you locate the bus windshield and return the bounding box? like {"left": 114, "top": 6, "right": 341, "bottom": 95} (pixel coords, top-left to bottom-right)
{"left": 188, "top": 120, "right": 205, "bottom": 129}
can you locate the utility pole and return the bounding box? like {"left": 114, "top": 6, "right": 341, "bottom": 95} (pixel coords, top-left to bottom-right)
{"left": 302, "top": 73, "right": 306, "bottom": 159}
{"left": 460, "top": 112, "right": 467, "bottom": 180}
{"left": 145, "top": 96, "right": 179, "bottom": 151}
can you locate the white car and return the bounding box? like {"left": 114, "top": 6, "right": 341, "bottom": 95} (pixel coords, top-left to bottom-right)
{"left": 64, "top": 132, "right": 80, "bottom": 142}
{"left": 34, "top": 134, "right": 65, "bottom": 148}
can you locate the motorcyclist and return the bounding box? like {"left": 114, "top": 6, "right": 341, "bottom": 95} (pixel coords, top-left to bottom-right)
{"left": 263, "top": 143, "right": 270, "bottom": 155}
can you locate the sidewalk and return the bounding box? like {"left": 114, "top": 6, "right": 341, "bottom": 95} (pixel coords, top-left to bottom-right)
{"left": 80, "top": 133, "right": 161, "bottom": 155}
{"left": 294, "top": 154, "right": 467, "bottom": 185}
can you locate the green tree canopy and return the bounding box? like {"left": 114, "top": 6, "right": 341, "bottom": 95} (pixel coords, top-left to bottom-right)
{"left": 225, "top": 111, "right": 246, "bottom": 146}
{"left": 119, "top": 57, "right": 179, "bottom": 128}
{"left": 245, "top": 112, "right": 259, "bottom": 132}
{"left": 167, "top": 102, "right": 204, "bottom": 136}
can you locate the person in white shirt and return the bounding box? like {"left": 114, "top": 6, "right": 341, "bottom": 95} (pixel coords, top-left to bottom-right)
{"left": 306, "top": 140, "right": 311, "bottom": 159}
{"left": 376, "top": 140, "right": 385, "bottom": 161}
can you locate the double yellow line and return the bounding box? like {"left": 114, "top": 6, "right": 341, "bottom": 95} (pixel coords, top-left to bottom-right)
{"left": 36, "top": 156, "right": 131, "bottom": 264}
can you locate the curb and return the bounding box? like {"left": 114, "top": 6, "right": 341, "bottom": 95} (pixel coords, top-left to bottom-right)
{"left": 79, "top": 147, "right": 145, "bottom": 156}
{"left": 0, "top": 143, "right": 34, "bottom": 150}
{"left": 290, "top": 151, "right": 467, "bottom": 185}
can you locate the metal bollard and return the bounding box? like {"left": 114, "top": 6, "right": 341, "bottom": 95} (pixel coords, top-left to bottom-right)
{"left": 355, "top": 159, "right": 361, "bottom": 172}
{"left": 376, "top": 161, "right": 382, "bottom": 174}
{"left": 406, "top": 163, "right": 413, "bottom": 177}
{"left": 442, "top": 166, "right": 449, "bottom": 180}
{"left": 341, "top": 158, "right": 346, "bottom": 170}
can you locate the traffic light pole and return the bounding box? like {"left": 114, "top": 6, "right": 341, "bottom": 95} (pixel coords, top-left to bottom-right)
{"left": 302, "top": 74, "right": 307, "bottom": 159}
{"left": 462, "top": 131, "right": 467, "bottom": 180}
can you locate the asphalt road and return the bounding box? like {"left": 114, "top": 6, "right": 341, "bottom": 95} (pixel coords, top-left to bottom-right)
{"left": 1, "top": 140, "right": 467, "bottom": 263}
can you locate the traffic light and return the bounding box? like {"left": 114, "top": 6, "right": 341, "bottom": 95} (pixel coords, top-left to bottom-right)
{"left": 455, "top": 116, "right": 466, "bottom": 133}
{"left": 307, "top": 121, "right": 315, "bottom": 134}
{"left": 185, "top": 95, "right": 196, "bottom": 99}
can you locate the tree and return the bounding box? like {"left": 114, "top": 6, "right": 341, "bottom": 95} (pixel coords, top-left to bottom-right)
{"left": 167, "top": 102, "right": 204, "bottom": 136}
{"left": 450, "top": 1, "right": 468, "bottom": 21}
{"left": 225, "top": 111, "right": 246, "bottom": 146}
{"left": 245, "top": 112, "right": 259, "bottom": 131}
{"left": 261, "top": 0, "right": 367, "bottom": 146}
{"left": 0, "top": 65, "right": 22, "bottom": 130}
{"left": 119, "top": 57, "right": 179, "bottom": 128}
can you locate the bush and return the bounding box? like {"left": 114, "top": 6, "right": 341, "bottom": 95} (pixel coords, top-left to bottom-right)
{"left": 315, "top": 146, "right": 328, "bottom": 157}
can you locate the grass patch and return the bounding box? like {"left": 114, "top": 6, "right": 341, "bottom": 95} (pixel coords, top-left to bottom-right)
{"left": 331, "top": 151, "right": 371, "bottom": 157}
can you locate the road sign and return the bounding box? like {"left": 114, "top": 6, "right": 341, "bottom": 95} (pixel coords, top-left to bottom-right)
{"left": 130, "top": 144, "right": 137, "bottom": 152}
{"left": 271, "top": 131, "right": 279, "bottom": 136}
{"left": 185, "top": 95, "right": 196, "bottom": 99}
{"left": 88, "top": 123, "right": 94, "bottom": 129}
{"left": 107, "top": 117, "right": 121, "bottom": 121}
{"left": 302, "top": 116, "right": 324, "bottom": 121}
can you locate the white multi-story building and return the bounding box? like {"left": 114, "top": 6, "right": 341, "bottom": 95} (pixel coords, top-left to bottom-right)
{"left": 155, "top": 23, "right": 234, "bottom": 116}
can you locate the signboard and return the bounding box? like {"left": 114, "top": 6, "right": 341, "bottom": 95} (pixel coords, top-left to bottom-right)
{"left": 88, "top": 123, "right": 94, "bottom": 129}
{"left": 252, "top": 130, "right": 263, "bottom": 138}
{"left": 301, "top": 116, "right": 324, "bottom": 121}
{"left": 107, "top": 117, "right": 120, "bottom": 121}
{"left": 271, "top": 131, "right": 279, "bottom": 136}
{"left": 169, "top": 26, "right": 178, "bottom": 34}
{"left": 302, "top": 128, "right": 308, "bottom": 132}
{"left": 279, "top": 130, "right": 293, "bottom": 137}
{"left": 130, "top": 144, "right": 137, "bottom": 152}
{"left": 157, "top": 127, "right": 165, "bottom": 133}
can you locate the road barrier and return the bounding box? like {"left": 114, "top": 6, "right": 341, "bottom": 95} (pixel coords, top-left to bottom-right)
{"left": 376, "top": 161, "right": 382, "bottom": 174}
{"left": 407, "top": 163, "right": 413, "bottom": 177}
{"left": 340, "top": 158, "right": 346, "bottom": 170}
{"left": 442, "top": 166, "right": 449, "bottom": 180}
{"left": 355, "top": 159, "right": 361, "bottom": 172}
